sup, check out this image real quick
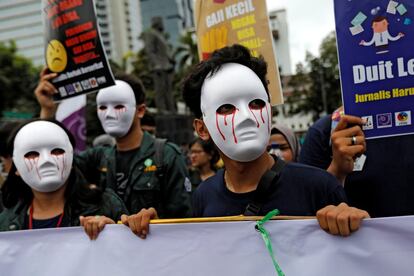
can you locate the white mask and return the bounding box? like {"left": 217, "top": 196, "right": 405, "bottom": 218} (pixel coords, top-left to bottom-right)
{"left": 201, "top": 63, "right": 271, "bottom": 162}
{"left": 96, "top": 80, "right": 137, "bottom": 138}
{"left": 13, "top": 121, "right": 74, "bottom": 192}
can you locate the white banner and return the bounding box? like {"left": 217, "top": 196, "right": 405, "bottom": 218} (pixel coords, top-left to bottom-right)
{"left": 0, "top": 216, "right": 413, "bottom": 275}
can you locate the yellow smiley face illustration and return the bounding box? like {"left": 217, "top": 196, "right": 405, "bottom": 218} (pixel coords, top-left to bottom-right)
{"left": 46, "top": 39, "right": 67, "bottom": 73}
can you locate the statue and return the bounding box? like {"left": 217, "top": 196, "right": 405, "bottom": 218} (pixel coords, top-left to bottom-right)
{"left": 142, "top": 17, "right": 176, "bottom": 113}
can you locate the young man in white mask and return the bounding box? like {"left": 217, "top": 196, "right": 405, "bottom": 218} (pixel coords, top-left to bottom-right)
{"left": 35, "top": 70, "right": 192, "bottom": 230}
{"left": 181, "top": 45, "right": 369, "bottom": 236}
{"left": 0, "top": 120, "right": 127, "bottom": 234}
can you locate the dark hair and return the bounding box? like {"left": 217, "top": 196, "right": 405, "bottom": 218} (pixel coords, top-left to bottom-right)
{"left": 372, "top": 16, "right": 387, "bottom": 24}
{"left": 2, "top": 119, "right": 102, "bottom": 208}
{"left": 189, "top": 137, "right": 220, "bottom": 170}
{"left": 115, "top": 72, "right": 146, "bottom": 105}
{"left": 141, "top": 112, "right": 156, "bottom": 127}
{"left": 182, "top": 44, "right": 269, "bottom": 118}
{"left": 0, "top": 121, "right": 23, "bottom": 158}
{"left": 271, "top": 128, "right": 283, "bottom": 136}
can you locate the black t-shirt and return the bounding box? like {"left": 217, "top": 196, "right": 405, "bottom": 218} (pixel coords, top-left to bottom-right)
{"left": 189, "top": 169, "right": 202, "bottom": 192}
{"left": 300, "top": 115, "right": 414, "bottom": 217}
{"left": 192, "top": 162, "right": 346, "bottom": 217}
{"left": 26, "top": 213, "right": 67, "bottom": 229}
{"left": 116, "top": 148, "right": 140, "bottom": 197}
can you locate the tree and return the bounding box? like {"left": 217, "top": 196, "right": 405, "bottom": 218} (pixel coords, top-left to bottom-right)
{"left": 128, "top": 30, "right": 200, "bottom": 107}
{"left": 130, "top": 48, "right": 156, "bottom": 107}
{"left": 0, "top": 41, "right": 40, "bottom": 116}
{"left": 173, "top": 31, "right": 199, "bottom": 71}
{"left": 172, "top": 30, "right": 199, "bottom": 102}
{"left": 287, "top": 31, "right": 342, "bottom": 121}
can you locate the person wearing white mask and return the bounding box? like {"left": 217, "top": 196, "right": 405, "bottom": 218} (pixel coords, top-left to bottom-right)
{"left": 96, "top": 80, "right": 137, "bottom": 138}
{"left": 120, "top": 45, "right": 370, "bottom": 238}
{"left": 0, "top": 120, "right": 127, "bottom": 239}
{"left": 180, "top": 45, "right": 369, "bottom": 236}
{"left": 35, "top": 71, "right": 192, "bottom": 238}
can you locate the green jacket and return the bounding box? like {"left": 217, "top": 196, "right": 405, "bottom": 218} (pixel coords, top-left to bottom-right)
{"left": 76, "top": 132, "right": 192, "bottom": 217}
{"left": 0, "top": 188, "right": 127, "bottom": 232}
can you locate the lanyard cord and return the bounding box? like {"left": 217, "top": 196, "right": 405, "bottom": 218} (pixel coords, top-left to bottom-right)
{"left": 28, "top": 203, "right": 65, "bottom": 230}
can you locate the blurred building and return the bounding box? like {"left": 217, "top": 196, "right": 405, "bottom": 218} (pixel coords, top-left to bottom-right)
{"left": 269, "top": 9, "right": 292, "bottom": 76}
{"left": 268, "top": 9, "right": 312, "bottom": 135}
{"left": 0, "top": 0, "right": 44, "bottom": 65}
{"left": 95, "top": 0, "right": 143, "bottom": 63}
{"left": 0, "top": 0, "right": 143, "bottom": 66}
{"left": 140, "top": 0, "right": 194, "bottom": 49}
{"left": 272, "top": 75, "right": 313, "bottom": 134}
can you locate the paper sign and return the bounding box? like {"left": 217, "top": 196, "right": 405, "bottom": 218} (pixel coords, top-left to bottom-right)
{"left": 351, "top": 12, "right": 367, "bottom": 26}
{"left": 353, "top": 154, "right": 366, "bottom": 171}
{"left": 387, "top": 1, "right": 398, "bottom": 14}
{"left": 43, "top": 0, "right": 115, "bottom": 101}
{"left": 335, "top": 0, "right": 414, "bottom": 139}
{"left": 194, "top": 0, "right": 283, "bottom": 105}
{"left": 397, "top": 4, "right": 408, "bottom": 15}
{"left": 350, "top": 24, "right": 364, "bottom": 36}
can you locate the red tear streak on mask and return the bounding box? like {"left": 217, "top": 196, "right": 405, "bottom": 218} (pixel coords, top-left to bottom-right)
{"left": 265, "top": 104, "right": 271, "bottom": 133}
{"left": 216, "top": 109, "right": 239, "bottom": 143}
{"left": 249, "top": 108, "right": 260, "bottom": 127}
{"left": 232, "top": 109, "right": 238, "bottom": 144}
{"left": 53, "top": 153, "right": 66, "bottom": 180}
{"left": 25, "top": 158, "right": 41, "bottom": 180}
{"left": 216, "top": 113, "right": 226, "bottom": 141}
{"left": 260, "top": 107, "right": 265, "bottom": 124}
{"left": 115, "top": 107, "right": 127, "bottom": 120}
{"left": 249, "top": 106, "right": 266, "bottom": 128}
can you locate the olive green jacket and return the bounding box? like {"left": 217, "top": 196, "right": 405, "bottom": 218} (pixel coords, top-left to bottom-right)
{"left": 0, "top": 188, "right": 127, "bottom": 232}
{"left": 76, "top": 132, "right": 192, "bottom": 217}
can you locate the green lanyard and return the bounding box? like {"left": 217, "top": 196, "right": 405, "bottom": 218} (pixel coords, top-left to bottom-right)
{"left": 256, "top": 209, "right": 285, "bottom": 276}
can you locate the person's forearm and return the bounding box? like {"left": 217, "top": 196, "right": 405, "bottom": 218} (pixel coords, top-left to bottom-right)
{"left": 40, "top": 106, "right": 57, "bottom": 119}
{"left": 327, "top": 161, "right": 347, "bottom": 186}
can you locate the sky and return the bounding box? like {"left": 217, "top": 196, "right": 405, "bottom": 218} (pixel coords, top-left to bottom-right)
{"left": 266, "top": 0, "right": 336, "bottom": 69}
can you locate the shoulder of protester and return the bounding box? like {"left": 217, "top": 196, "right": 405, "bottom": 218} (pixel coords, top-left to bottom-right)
{"left": 0, "top": 202, "right": 26, "bottom": 231}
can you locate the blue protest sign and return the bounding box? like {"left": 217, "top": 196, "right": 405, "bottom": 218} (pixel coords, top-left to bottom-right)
{"left": 335, "top": 0, "right": 414, "bottom": 138}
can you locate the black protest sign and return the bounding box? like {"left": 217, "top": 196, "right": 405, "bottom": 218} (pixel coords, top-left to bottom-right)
{"left": 43, "top": 0, "right": 115, "bottom": 101}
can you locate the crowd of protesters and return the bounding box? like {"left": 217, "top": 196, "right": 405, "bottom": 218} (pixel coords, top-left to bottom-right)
{"left": 4, "top": 43, "right": 412, "bottom": 241}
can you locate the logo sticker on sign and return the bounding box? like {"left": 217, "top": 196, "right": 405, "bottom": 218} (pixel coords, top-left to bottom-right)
{"left": 395, "top": 111, "right": 411, "bottom": 126}
{"left": 362, "top": 115, "right": 374, "bottom": 130}
{"left": 376, "top": 113, "right": 393, "bottom": 128}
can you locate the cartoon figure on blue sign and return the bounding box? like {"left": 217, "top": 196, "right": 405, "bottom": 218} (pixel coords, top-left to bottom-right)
{"left": 360, "top": 16, "right": 405, "bottom": 54}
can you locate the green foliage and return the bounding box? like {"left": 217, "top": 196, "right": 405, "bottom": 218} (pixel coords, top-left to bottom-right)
{"left": 173, "top": 31, "right": 199, "bottom": 71}
{"left": 287, "top": 31, "right": 342, "bottom": 120}
{"left": 172, "top": 30, "right": 199, "bottom": 102}
{"left": 0, "top": 41, "right": 40, "bottom": 116}
{"left": 128, "top": 30, "right": 200, "bottom": 105}
{"left": 129, "top": 49, "right": 156, "bottom": 107}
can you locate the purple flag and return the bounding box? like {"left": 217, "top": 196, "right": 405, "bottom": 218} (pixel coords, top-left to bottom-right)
{"left": 56, "top": 95, "right": 87, "bottom": 153}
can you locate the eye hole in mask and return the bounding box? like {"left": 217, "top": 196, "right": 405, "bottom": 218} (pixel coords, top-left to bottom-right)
{"left": 114, "top": 105, "right": 125, "bottom": 110}
{"left": 51, "top": 148, "right": 65, "bottom": 156}
{"left": 216, "top": 104, "right": 236, "bottom": 115}
{"left": 98, "top": 105, "right": 107, "bottom": 111}
{"left": 24, "top": 151, "right": 39, "bottom": 159}
{"left": 248, "top": 99, "right": 266, "bottom": 110}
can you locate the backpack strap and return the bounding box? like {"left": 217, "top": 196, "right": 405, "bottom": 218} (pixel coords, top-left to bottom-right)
{"left": 244, "top": 158, "right": 286, "bottom": 216}
{"left": 153, "top": 138, "right": 167, "bottom": 178}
